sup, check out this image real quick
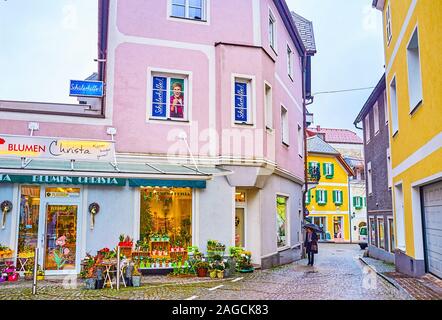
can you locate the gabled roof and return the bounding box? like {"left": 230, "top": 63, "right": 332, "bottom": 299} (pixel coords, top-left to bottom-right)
{"left": 273, "top": 0, "right": 307, "bottom": 56}
{"left": 307, "top": 127, "right": 363, "bottom": 145}
{"left": 307, "top": 135, "right": 340, "bottom": 155}
{"left": 372, "top": 0, "right": 385, "bottom": 10}
{"left": 307, "top": 136, "right": 355, "bottom": 176}
{"left": 291, "top": 11, "right": 317, "bottom": 54}
{"left": 353, "top": 74, "right": 386, "bottom": 125}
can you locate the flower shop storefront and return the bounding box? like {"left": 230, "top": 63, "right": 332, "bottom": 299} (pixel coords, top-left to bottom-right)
{"left": 0, "top": 158, "right": 229, "bottom": 280}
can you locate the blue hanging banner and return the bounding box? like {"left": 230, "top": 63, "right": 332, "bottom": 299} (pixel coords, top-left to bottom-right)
{"left": 69, "top": 80, "right": 104, "bottom": 97}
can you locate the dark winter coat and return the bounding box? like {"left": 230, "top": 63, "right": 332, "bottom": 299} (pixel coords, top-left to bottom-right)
{"left": 304, "top": 232, "right": 319, "bottom": 254}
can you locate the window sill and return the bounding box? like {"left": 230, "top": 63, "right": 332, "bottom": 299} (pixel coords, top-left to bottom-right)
{"left": 277, "top": 245, "right": 290, "bottom": 252}
{"left": 234, "top": 122, "right": 254, "bottom": 126}
{"left": 409, "top": 99, "right": 423, "bottom": 116}
{"left": 170, "top": 15, "right": 207, "bottom": 23}
{"left": 150, "top": 117, "right": 189, "bottom": 122}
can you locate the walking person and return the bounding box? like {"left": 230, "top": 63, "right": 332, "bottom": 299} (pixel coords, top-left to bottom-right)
{"left": 304, "top": 227, "right": 318, "bottom": 266}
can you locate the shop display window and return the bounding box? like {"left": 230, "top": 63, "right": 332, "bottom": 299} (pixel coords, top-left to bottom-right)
{"left": 276, "top": 196, "right": 288, "bottom": 248}
{"left": 138, "top": 187, "right": 192, "bottom": 265}
{"left": 17, "top": 186, "right": 40, "bottom": 260}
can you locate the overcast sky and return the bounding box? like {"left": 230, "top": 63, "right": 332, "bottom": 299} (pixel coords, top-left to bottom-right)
{"left": 288, "top": 0, "right": 385, "bottom": 133}
{"left": 0, "top": 0, "right": 97, "bottom": 104}
{"left": 0, "top": 0, "right": 385, "bottom": 133}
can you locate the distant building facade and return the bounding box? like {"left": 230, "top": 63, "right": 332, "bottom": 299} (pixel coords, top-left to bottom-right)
{"left": 354, "top": 74, "right": 394, "bottom": 263}
{"left": 307, "top": 127, "right": 367, "bottom": 243}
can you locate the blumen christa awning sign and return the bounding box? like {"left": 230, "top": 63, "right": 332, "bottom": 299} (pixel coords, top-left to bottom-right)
{"left": 69, "top": 80, "right": 104, "bottom": 97}
{"left": 0, "top": 134, "right": 115, "bottom": 161}
{"left": 0, "top": 174, "right": 126, "bottom": 186}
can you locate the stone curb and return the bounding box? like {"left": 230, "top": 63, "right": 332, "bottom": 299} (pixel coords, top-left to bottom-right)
{"left": 358, "top": 256, "right": 415, "bottom": 300}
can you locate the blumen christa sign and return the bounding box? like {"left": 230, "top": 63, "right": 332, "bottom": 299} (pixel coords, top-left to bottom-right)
{"left": 0, "top": 174, "right": 126, "bottom": 186}
{"left": 0, "top": 135, "right": 115, "bottom": 161}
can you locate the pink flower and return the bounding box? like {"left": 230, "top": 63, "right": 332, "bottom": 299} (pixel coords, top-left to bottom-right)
{"left": 63, "top": 248, "right": 70, "bottom": 256}
{"left": 56, "top": 236, "right": 66, "bottom": 247}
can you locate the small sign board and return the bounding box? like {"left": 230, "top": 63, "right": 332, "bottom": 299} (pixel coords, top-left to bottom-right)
{"left": 69, "top": 80, "right": 104, "bottom": 97}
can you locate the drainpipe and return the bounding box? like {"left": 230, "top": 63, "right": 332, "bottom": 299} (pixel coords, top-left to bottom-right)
{"left": 348, "top": 176, "right": 352, "bottom": 244}
{"left": 302, "top": 54, "right": 314, "bottom": 219}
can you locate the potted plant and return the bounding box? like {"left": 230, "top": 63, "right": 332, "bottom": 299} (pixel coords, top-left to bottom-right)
{"left": 208, "top": 263, "right": 217, "bottom": 279}
{"left": 36, "top": 265, "right": 45, "bottom": 281}
{"left": 195, "top": 261, "right": 209, "bottom": 277}
{"left": 132, "top": 265, "right": 141, "bottom": 287}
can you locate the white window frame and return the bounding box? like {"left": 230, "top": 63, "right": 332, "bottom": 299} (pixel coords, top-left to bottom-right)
{"left": 232, "top": 75, "right": 255, "bottom": 126}
{"left": 389, "top": 76, "right": 399, "bottom": 136}
{"left": 324, "top": 162, "right": 333, "bottom": 176}
{"left": 367, "top": 161, "right": 373, "bottom": 195}
{"left": 276, "top": 194, "right": 290, "bottom": 250}
{"left": 387, "top": 148, "right": 392, "bottom": 190}
{"left": 264, "top": 81, "right": 273, "bottom": 131}
{"left": 147, "top": 69, "right": 192, "bottom": 123}
{"left": 386, "top": 3, "right": 392, "bottom": 46}
{"left": 317, "top": 189, "right": 326, "bottom": 205}
{"left": 281, "top": 105, "right": 289, "bottom": 146}
{"left": 269, "top": 8, "right": 277, "bottom": 53}
{"left": 406, "top": 25, "right": 423, "bottom": 113}
{"left": 169, "top": 0, "right": 208, "bottom": 22}
{"left": 377, "top": 217, "right": 385, "bottom": 250}
{"left": 374, "top": 101, "right": 380, "bottom": 135}
{"left": 334, "top": 190, "right": 343, "bottom": 205}
{"left": 287, "top": 44, "right": 294, "bottom": 80}
{"left": 297, "top": 123, "right": 303, "bottom": 157}
{"left": 388, "top": 217, "right": 395, "bottom": 253}
{"left": 365, "top": 114, "right": 371, "bottom": 144}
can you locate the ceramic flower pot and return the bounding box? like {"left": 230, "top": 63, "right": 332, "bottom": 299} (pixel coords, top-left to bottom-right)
{"left": 37, "top": 275, "right": 45, "bottom": 281}
{"left": 132, "top": 275, "right": 141, "bottom": 287}
{"left": 217, "top": 270, "right": 224, "bottom": 279}
{"left": 209, "top": 270, "right": 217, "bottom": 279}
{"left": 197, "top": 268, "right": 207, "bottom": 277}
{"left": 84, "top": 278, "right": 96, "bottom": 290}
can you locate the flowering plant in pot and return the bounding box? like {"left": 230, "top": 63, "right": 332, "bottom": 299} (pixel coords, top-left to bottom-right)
{"left": 195, "top": 261, "right": 209, "bottom": 277}
{"left": 36, "top": 265, "right": 45, "bottom": 281}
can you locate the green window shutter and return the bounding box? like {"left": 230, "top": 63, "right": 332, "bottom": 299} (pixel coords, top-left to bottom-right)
{"left": 353, "top": 196, "right": 356, "bottom": 207}
{"left": 331, "top": 164, "right": 335, "bottom": 178}
{"left": 316, "top": 190, "right": 320, "bottom": 204}
{"left": 323, "top": 163, "right": 327, "bottom": 177}
{"left": 306, "top": 189, "right": 311, "bottom": 204}
{"left": 364, "top": 197, "right": 367, "bottom": 207}
{"left": 333, "top": 190, "right": 336, "bottom": 203}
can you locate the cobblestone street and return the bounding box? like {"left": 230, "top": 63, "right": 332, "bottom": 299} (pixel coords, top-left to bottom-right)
{"left": 0, "top": 244, "right": 410, "bottom": 300}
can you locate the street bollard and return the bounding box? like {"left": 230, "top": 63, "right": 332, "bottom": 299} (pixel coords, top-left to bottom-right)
{"left": 116, "top": 246, "right": 120, "bottom": 291}
{"left": 32, "top": 247, "right": 38, "bottom": 295}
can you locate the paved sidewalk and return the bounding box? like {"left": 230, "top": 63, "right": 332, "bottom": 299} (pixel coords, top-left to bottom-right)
{"left": 360, "top": 256, "right": 442, "bottom": 300}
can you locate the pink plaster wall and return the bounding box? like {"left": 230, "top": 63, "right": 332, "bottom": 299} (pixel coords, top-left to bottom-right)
{"left": 0, "top": 0, "right": 305, "bottom": 180}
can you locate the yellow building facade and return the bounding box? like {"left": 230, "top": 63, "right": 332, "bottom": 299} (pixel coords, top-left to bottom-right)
{"left": 374, "top": 0, "right": 442, "bottom": 277}
{"left": 306, "top": 136, "right": 354, "bottom": 242}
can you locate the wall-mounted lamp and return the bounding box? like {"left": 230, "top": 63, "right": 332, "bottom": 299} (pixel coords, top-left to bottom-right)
{"left": 1, "top": 200, "right": 12, "bottom": 229}
{"left": 28, "top": 122, "right": 39, "bottom": 136}
{"left": 106, "top": 127, "right": 117, "bottom": 141}
{"left": 88, "top": 203, "right": 100, "bottom": 230}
